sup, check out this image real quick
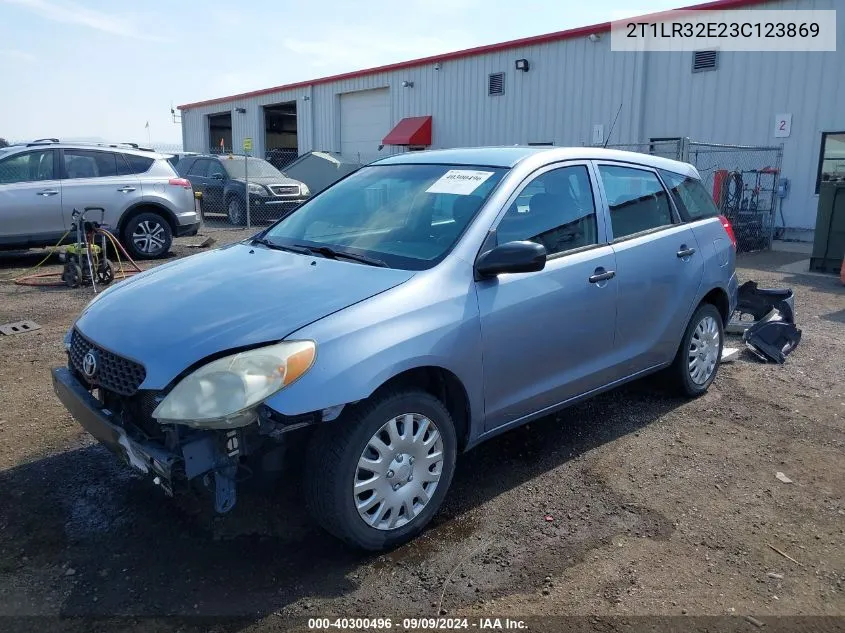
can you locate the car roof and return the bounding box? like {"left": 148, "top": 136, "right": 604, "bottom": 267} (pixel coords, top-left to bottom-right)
{"left": 2, "top": 142, "right": 170, "bottom": 160}
{"left": 373, "top": 146, "right": 698, "bottom": 176}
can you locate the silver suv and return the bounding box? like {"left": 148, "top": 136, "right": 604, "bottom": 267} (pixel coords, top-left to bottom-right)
{"left": 0, "top": 140, "right": 200, "bottom": 259}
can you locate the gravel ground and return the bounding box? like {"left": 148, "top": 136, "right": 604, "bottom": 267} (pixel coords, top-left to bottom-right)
{"left": 0, "top": 229, "right": 842, "bottom": 631}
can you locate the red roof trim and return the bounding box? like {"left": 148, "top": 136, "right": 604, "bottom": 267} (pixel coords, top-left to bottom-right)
{"left": 383, "top": 116, "right": 433, "bottom": 146}
{"left": 178, "top": 0, "right": 771, "bottom": 111}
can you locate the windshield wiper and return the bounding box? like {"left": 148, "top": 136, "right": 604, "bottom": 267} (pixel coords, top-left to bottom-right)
{"left": 294, "top": 244, "right": 388, "bottom": 267}
{"left": 251, "top": 237, "right": 311, "bottom": 254}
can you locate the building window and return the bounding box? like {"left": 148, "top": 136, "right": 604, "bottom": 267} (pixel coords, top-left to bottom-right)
{"left": 692, "top": 50, "right": 718, "bottom": 72}
{"left": 488, "top": 72, "right": 505, "bottom": 96}
{"left": 816, "top": 132, "right": 845, "bottom": 193}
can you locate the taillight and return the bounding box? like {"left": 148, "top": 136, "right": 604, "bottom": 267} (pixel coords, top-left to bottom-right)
{"left": 168, "top": 177, "right": 192, "bottom": 189}
{"left": 718, "top": 214, "right": 737, "bottom": 249}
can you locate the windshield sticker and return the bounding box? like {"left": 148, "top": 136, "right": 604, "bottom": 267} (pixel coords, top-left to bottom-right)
{"left": 425, "top": 170, "right": 495, "bottom": 195}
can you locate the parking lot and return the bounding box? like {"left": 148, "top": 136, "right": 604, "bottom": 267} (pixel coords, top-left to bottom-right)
{"left": 0, "top": 228, "right": 843, "bottom": 629}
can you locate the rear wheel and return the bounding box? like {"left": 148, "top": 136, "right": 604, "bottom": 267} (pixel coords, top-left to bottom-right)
{"left": 123, "top": 212, "right": 172, "bottom": 260}
{"left": 671, "top": 303, "right": 724, "bottom": 397}
{"left": 304, "top": 389, "right": 457, "bottom": 551}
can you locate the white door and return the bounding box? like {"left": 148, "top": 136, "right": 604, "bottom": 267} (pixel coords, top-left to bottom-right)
{"left": 339, "top": 88, "right": 390, "bottom": 163}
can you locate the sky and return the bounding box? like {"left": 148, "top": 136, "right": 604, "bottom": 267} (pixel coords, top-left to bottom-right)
{"left": 0, "top": 0, "right": 681, "bottom": 145}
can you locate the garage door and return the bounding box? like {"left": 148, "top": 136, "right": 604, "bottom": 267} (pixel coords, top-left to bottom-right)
{"left": 339, "top": 88, "right": 390, "bottom": 161}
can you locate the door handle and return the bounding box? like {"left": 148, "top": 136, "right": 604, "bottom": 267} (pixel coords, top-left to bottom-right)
{"left": 589, "top": 269, "right": 616, "bottom": 283}
{"left": 37, "top": 189, "right": 59, "bottom": 196}
{"left": 677, "top": 247, "right": 697, "bottom": 258}
{"left": 117, "top": 186, "right": 136, "bottom": 193}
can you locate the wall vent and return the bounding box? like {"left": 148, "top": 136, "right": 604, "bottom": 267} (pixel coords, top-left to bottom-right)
{"left": 692, "top": 50, "right": 719, "bottom": 72}
{"left": 488, "top": 72, "right": 505, "bottom": 96}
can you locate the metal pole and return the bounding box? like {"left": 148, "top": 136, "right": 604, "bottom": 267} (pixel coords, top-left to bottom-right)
{"left": 245, "top": 151, "right": 251, "bottom": 230}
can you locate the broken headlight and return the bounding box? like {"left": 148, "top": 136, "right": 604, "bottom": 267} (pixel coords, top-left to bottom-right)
{"left": 152, "top": 340, "right": 316, "bottom": 429}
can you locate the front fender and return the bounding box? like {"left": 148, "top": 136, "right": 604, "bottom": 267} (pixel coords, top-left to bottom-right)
{"left": 262, "top": 258, "right": 485, "bottom": 436}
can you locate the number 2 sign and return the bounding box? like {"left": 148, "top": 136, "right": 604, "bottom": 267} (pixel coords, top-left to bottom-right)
{"left": 774, "top": 113, "right": 792, "bottom": 138}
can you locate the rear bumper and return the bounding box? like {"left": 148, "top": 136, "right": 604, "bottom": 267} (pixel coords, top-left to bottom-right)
{"left": 51, "top": 366, "right": 178, "bottom": 491}
{"left": 175, "top": 221, "right": 200, "bottom": 237}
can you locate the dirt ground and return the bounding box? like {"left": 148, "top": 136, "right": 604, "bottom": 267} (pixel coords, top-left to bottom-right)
{"left": 0, "top": 227, "right": 842, "bottom": 631}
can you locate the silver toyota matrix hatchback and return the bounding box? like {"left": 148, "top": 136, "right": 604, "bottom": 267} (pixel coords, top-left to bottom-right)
{"left": 53, "top": 147, "right": 738, "bottom": 550}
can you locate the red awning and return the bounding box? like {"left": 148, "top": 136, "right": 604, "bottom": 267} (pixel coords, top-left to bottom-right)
{"left": 382, "top": 116, "right": 432, "bottom": 146}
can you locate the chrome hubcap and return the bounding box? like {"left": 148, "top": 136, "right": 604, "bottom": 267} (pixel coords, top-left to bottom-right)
{"left": 354, "top": 413, "right": 444, "bottom": 531}
{"left": 132, "top": 220, "right": 166, "bottom": 254}
{"left": 688, "top": 315, "right": 720, "bottom": 385}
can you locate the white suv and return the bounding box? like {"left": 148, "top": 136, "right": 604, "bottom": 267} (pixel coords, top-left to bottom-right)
{"left": 0, "top": 140, "right": 200, "bottom": 259}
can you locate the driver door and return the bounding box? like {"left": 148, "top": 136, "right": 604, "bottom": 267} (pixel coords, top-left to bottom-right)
{"left": 475, "top": 162, "right": 619, "bottom": 431}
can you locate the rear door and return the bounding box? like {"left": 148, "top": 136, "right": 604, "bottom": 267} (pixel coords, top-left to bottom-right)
{"left": 594, "top": 161, "right": 704, "bottom": 373}
{"left": 60, "top": 149, "right": 142, "bottom": 229}
{"left": 0, "top": 148, "right": 64, "bottom": 243}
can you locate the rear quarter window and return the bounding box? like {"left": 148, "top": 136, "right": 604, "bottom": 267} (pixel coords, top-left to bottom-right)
{"left": 659, "top": 169, "right": 720, "bottom": 221}
{"left": 118, "top": 153, "right": 155, "bottom": 175}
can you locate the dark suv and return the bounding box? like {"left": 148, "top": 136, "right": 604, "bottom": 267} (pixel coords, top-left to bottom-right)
{"left": 178, "top": 154, "right": 310, "bottom": 225}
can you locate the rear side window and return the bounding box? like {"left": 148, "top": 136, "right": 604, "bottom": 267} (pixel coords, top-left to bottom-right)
{"left": 659, "top": 169, "right": 720, "bottom": 221}
{"left": 63, "top": 149, "right": 118, "bottom": 179}
{"left": 187, "top": 159, "right": 210, "bottom": 177}
{"left": 598, "top": 164, "right": 673, "bottom": 240}
{"left": 117, "top": 153, "right": 154, "bottom": 175}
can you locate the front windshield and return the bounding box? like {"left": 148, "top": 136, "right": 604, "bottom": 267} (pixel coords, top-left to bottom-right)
{"left": 263, "top": 163, "right": 507, "bottom": 270}
{"left": 222, "top": 156, "right": 284, "bottom": 179}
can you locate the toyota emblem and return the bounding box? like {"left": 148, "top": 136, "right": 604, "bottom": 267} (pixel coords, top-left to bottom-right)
{"left": 82, "top": 350, "right": 98, "bottom": 378}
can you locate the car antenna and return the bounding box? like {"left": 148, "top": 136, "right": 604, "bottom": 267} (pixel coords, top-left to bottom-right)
{"left": 603, "top": 102, "right": 623, "bottom": 148}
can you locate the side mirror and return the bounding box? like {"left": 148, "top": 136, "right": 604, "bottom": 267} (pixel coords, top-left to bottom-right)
{"left": 475, "top": 240, "right": 547, "bottom": 278}
{"left": 211, "top": 173, "right": 225, "bottom": 180}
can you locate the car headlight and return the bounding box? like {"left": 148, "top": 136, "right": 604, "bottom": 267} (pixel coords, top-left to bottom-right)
{"left": 152, "top": 340, "right": 316, "bottom": 429}
{"left": 248, "top": 183, "right": 266, "bottom": 194}
{"left": 300, "top": 183, "right": 310, "bottom": 197}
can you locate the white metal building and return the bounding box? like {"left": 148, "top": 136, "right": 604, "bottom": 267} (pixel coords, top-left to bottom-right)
{"left": 179, "top": 0, "right": 845, "bottom": 237}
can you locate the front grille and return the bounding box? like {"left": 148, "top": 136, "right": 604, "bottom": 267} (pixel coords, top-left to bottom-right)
{"left": 269, "top": 185, "right": 300, "bottom": 196}
{"left": 102, "top": 388, "right": 166, "bottom": 442}
{"left": 69, "top": 329, "right": 146, "bottom": 396}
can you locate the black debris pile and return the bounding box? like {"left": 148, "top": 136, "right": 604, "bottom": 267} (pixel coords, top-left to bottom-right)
{"left": 728, "top": 281, "right": 802, "bottom": 364}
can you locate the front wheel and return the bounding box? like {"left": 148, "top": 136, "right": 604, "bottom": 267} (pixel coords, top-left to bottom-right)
{"left": 671, "top": 303, "right": 724, "bottom": 397}
{"left": 227, "top": 197, "right": 246, "bottom": 226}
{"left": 304, "top": 389, "right": 457, "bottom": 551}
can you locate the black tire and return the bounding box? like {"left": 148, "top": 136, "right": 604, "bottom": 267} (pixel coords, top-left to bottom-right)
{"left": 122, "top": 212, "right": 172, "bottom": 260}
{"left": 304, "top": 389, "right": 457, "bottom": 551}
{"left": 227, "top": 197, "right": 246, "bottom": 226}
{"left": 671, "top": 303, "right": 724, "bottom": 397}
{"left": 95, "top": 260, "right": 114, "bottom": 285}
{"left": 62, "top": 263, "right": 82, "bottom": 288}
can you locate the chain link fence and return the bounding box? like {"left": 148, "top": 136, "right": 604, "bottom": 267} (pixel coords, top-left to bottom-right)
{"left": 182, "top": 151, "right": 307, "bottom": 227}
{"left": 687, "top": 141, "right": 783, "bottom": 253}
{"left": 602, "top": 138, "right": 783, "bottom": 252}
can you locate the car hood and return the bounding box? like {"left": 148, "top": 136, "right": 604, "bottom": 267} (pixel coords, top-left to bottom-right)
{"left": 74, "top": 243, "right": 415, "bottom": 389}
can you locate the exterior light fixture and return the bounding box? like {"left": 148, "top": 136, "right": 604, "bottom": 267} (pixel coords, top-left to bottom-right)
{"left": 515, "top": 59, "right": 530, "bottom": 72}
{"left": 401, "top": 80, "right": 414, "bottom": 88}
{"left": 235, "top": 107, "right": 247, "bottom": 114}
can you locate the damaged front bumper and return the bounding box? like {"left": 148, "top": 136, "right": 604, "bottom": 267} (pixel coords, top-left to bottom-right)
{"left": 51, "top": 367, "right": 307, "bottom": 513}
